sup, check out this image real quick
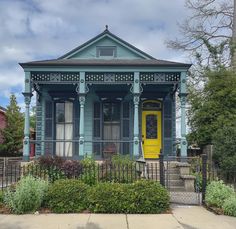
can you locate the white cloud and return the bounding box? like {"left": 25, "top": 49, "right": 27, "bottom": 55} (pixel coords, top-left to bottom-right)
{"left": 0, "top": 0, "right": 189, "bottom": 110}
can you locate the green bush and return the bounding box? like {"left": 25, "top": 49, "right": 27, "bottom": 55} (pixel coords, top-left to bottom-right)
{"left": 223, "top": 196, "right": 236, "bottom": 217}
{"left": 88, "top": 182, "right": 130, "bottom": 213}
{"left": 205, "top": 180, "right": 235, "bottom": 208}
{"left": 88, "top": 180, "right": 169, "bottom": 214}
{"left": 111, "top": 154, "right": 134, "bottom": 166}
{"left": 80, "top": 157, "right": 98, "bottom": 185}
{"left": 4, "top": 175, "right": 48, "bottom": 214}
{"left": 127, "top": 180, "right": 169, "bottom": 213}
{"left": 99, "top": 155, "right": 139, "bottom": 183}
{"left": 46, "top": 179, "right": 89, "bottom": 213}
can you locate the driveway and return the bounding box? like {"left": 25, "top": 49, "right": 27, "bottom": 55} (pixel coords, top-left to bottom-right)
{"left": 0, "top": 206, "right": 235, "bottom": 229}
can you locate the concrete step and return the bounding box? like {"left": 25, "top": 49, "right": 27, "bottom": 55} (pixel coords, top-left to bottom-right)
{"left": 167, "top": 179, "right": 184, "bottom": 186}
{"left": 165, "top": 174, "right": 180, "bottom": 180}
{"left": 168, "top": 186, "right": 186, "bottom": 192}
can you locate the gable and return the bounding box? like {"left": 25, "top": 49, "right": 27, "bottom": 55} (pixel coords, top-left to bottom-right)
{"left": 60, "top": 29, "right": 154, "bottom": 60}
{"left": 69, "top": 37, "right": 145, "bottom": 59}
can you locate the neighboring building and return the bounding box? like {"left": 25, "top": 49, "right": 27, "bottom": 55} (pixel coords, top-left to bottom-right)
{"left": 0, "top": 106, "right": 6, "bottom": 143}
{"left": 20, "top": 28, "right": 190, "bottom": 161}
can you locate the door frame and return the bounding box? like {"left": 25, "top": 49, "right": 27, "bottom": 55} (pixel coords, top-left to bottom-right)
{"left": 141, "top": 100, "right": 163, "bottom": 159}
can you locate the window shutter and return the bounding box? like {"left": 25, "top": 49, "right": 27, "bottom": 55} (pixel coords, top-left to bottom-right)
{"left": 74, "top": 101, "right": 80, "bottom": 155}
{"left": 45, "top": 100, "right": 53, "bottom": 154}
{"left": 163, "top": 98, "right": 173, "bottom": 155}
{"left": 122, "top": 102, "right": 130, "bottom": 155}
{"left": 93, "top": 102, "right": 102, "bottom": 156}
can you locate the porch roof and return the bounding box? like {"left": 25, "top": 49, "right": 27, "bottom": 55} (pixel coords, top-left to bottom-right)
{"left": 19, "top": 58, "right": 191, "bottom": 68}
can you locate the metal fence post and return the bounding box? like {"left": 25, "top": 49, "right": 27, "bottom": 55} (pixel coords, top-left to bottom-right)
{"left": 202, "top": 154, "right": 207, "bottom": 204}
{"left": 159, "top": 151, "right": 165, "bottom": 187}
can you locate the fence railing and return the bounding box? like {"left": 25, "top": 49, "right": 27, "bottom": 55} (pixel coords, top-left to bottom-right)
{"left": 207, "top": 164, "right": 236, "bottom": 190}
{"left": 0, "top": 160, "right": 165, "bottom": 190}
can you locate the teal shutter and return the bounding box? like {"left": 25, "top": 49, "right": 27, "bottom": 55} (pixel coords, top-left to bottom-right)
{"left": 163, "top": 98, "right": 173, "bottom": 156}
{"left": 122, "top": 101, "right": 131, "bottom": 155}
{"left": 74, "top": 101, "right": 80, "bottom": 156}
{"left": 45, "top": 100, "right": 53, "bottom": 155}
{"left": 35, "top": 98, "right": 42, "bottom": 156}
{"left": 93, "top": 102, "right": 102, "bottom": 156}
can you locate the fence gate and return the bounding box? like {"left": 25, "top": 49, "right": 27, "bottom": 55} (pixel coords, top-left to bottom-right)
{"left": 165, "top": 156, "right": 203, "bottom": 205}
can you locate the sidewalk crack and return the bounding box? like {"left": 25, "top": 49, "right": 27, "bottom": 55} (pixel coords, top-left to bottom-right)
{"left": 125, "top": 214, "right": 130, "bottom": 229}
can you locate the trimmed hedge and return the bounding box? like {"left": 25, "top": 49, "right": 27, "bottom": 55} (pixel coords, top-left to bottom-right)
{"left": 46, "top": 179, "right": 89, "bottom": 213}
{"left": 88, "top": 182, "right": 130, "bottom": 213}
{"left": 45, "top": 179, "right": 169, "bottom": 214}
{"left": 127, "top": 179, "right": 170, "bottom": 214}
{"left": 88, "top": 180, "right": 169, "bottom": 214}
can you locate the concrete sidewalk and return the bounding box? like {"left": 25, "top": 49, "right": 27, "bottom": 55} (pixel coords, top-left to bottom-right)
{"left": 0, "top": 206, "right": 235, "bottom": 229}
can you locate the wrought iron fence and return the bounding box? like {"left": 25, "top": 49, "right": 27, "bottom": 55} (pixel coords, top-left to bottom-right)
{"left": 207, "top": 164, "right": 236, "bottom": 190}
{"left": 0, "top": 160, "right": 165, "bottom": 190}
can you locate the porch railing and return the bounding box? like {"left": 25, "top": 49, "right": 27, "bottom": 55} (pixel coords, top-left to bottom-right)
{"left": 30, "top": 139, "right": 135, "bottom": 159}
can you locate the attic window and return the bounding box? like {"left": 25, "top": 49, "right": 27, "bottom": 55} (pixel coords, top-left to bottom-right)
{"left": 97, "top": 46, "right": 116, "bottom": 58}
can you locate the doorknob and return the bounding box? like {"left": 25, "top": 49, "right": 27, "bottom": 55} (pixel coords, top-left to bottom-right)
{"left": 142, "top": 140, "right": 144, "bottom": 144}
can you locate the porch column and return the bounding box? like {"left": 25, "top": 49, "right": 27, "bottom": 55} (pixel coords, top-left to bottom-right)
{"left": 133, "top": 72, "right": 140, "bottom": 157}
{"left": 179, "top": 72, "right": 188, "bottom": 157}
{"left": 22, "top": 71, "right": 32, "bottom": 161}
{"left": 78, "top": 72, "right": 86, "bottom": 157}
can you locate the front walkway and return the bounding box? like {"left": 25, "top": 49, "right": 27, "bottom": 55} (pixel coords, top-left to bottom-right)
{"left": 0, "top": 206, "right": 235, "bottom": 229}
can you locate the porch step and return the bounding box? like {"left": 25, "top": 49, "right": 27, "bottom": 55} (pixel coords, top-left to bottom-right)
{"left": 165, "top": 174, "right": 180, "bottom": 180}
{"left": 167, "top": 179, "right": 184, "bottom": 186}
{"left": 168, "top": 186, "right": 186, "bottom": 192}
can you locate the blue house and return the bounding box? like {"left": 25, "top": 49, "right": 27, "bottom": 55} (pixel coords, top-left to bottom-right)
{"left": 20, "top": 28, "right": 190, "bottom": 161}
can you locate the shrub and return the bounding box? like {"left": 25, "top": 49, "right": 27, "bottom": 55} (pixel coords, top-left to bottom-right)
{"left": 223, "top": 196, "right": 236, "bottom": 217}
{"left": 61, "top": 160, "right": 81, "bottom": 178}
{"left": 205, "top": 180, "right": 235, "bottom": 208}
{"left": 88, "top": 180, "right": 169, "bottom": 214}
{"left": 38, "top": 155, "right": 64, "bottom": 169}
{"left": 46, "top": 179, "right": 89, "bottom": 213}
{"left": 23, "top": 163, "right": 65, "bottom": 182}
{"left": 99, "top": 155, "right": 138, "bottom": 183}
{"left": 111, "top": 154, "right": 134, "bottom": 166}
{"left": 4, "top": 175, "right": 48, "bottom": 214}
{"left": 37, "top": 156, "right": 82, "bottom": 181}
{"left": 127, "top": 180, "right": 169, "bottom": 213}
{"left": 88, "top": 182, "right": 130, "bottom": 213}
{"left": 80, "top": 157, "right": 98, "bottom": 185}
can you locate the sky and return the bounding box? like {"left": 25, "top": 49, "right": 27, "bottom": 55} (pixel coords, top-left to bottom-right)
{"left": 0, "top": 0, "right": 190, "bottom": 109}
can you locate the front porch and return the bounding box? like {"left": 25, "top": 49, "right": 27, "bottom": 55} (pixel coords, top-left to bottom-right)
{"left": 22, "top": 71, "right": 188, "bottom": 161}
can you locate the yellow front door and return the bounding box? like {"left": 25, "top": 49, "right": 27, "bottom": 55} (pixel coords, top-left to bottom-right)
{"left": 142, "top": 111, "right": 162, "bottom": 159}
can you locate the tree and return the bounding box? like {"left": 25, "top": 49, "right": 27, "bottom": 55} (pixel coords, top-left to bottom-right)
{"left": 212, "top": 123, "right": 236, "bottom": 172}
{"left": 188, "top": 68, "right": 236, "bottom": 146}
{"left": 167, "top": 0, "right": 233, "bottom": 69}
{"left": 0, "top": 94, "right": 24, "bottom": 154}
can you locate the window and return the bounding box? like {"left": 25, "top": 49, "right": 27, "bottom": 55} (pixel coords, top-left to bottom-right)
{"left": 97, "top": 46, "right": 116, "bottom": 58}
{"left": 55, "top": 101, "right": 73, "bottom": 157}
{"left": 93, "top": 101, "right": 131, "bottom": 157}
{"left": 146, "top": 114, "right": 158, "bottom": 139}
{"left": 103, "top": 102, "right": 121, "bottom": 155}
